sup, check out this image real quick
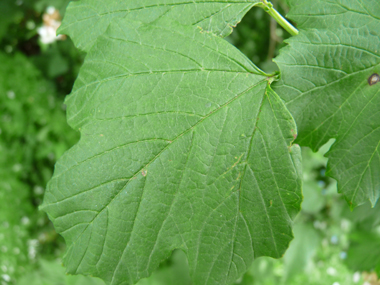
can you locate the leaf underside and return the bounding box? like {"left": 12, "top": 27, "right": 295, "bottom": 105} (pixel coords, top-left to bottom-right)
{"left": 274, "top": 0, "right": 380, "bottom": 207}
{"left": 42, "top": 17, "right": 302, "bottom": 285}
{"left": 59, "top": 0, "right": 262, "bottom": 51}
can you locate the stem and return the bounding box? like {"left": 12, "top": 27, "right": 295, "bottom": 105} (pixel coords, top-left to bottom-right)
{"left": 259, "top": 0, "right": 299, "bottom": 36}
{"left": 267, "top": 0, "right": 279, "bottom": 60}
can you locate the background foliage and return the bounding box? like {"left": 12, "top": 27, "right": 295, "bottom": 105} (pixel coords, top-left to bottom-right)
{"left": 0, "top": 0, "right": 378, "bottom": 284}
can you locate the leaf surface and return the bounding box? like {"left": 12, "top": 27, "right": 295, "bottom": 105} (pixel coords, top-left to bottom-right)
{"left": 59, "top": 0, "right": 262, "bottom": 51}
{"left": 42, "top": 18, "right": 302, "bottom": 284}
{"left": 274, "top": 0, "right": 380, "bottom": 207}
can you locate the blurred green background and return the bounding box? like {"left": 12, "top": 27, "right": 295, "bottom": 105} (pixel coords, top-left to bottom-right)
{"left": 0, "top": 0, "right": 379, "bottom": 284}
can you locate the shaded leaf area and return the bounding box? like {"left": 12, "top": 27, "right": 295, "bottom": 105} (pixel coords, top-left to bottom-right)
{"left": 0, "top": 0, "right": 22, "bottom": 40}
{"left": 0, "top": 52, "right": 78, "bottom": 193}
{"left": 343, "top": 201, "right": 380, "bottom": 275}
{"left": 59, "top": 0, "right": 262, "bottom": 51}
{"left": 0, "top": 175, "right": 32, "bottom": 282}
{"left": 0, "top": 52, "right": 78, "bottom": 282}
{"left": 42, "top": 18, "right": 302, "bottom": 285}
{"left": 346, "top": 232, "right": 380, "bottom": 275}
{"left": 273, "top": 0, "right": 380, "bottom": 207}
{"left": 281, "top": 223, "right": 321, "bottom": 282}
{"left": 18, "top": 259, "right": 105, "bottom": 285}
{"left": 226, "top": 2, "right": 292, "bottom": 74}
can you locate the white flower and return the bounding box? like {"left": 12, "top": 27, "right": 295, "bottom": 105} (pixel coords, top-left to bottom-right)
{"left": 352, "top": 272, "right": 360, "bottom": 283}
{"left": 1, "top": 274, "right": 11, "bottom": 282}
{"left": 37, "top": 6, "right": 65, "bottom": 44}
{"left": 37, "top": 26, "right": 57, "bottom": 44}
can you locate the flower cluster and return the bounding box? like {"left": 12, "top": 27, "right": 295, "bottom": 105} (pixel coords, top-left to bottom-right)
{"left": 37, "top": 7, "right": 66, "bottom": 44}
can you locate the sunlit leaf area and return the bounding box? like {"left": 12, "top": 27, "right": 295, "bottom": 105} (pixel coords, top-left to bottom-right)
{"left": 1, "top": 0, "right": 379, "bottom": 284}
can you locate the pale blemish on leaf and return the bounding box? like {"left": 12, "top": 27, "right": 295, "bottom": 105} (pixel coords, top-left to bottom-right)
{"left": 231, "top": 153, "right": 244, "bottom": 169}
{"left": 291, "top": 129, "right": 297, "bottom": 140}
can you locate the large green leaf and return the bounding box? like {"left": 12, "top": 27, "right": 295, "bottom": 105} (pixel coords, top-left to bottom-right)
{"left": 42, "top": 17, "right": 302, "bottom": 284}
{"left": 59, "top": 0, "right": 262, "bottom": 51}
{"left": 274, "top": 0, "right": 380, "bottom": 207}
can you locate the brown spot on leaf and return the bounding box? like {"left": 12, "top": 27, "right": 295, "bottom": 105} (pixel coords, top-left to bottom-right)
{"left": 368, "top": 73, "right": 380, "bottom": 86}
{"left": 141, "top": 170, "right": 147, "bottom": 177}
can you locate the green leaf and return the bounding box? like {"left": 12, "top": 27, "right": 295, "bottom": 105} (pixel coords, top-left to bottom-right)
{"left": 282, "top": 223, "right": 320, "bottom": 282}
{"left": 346, "top": 232, "right": 380, "bottom": 275}
{"left": 136, "top": 250, "right": 191, "bottom": 285}
{"left": 0, "top": 1, "right": 22, "bottom": 41}
{"left": 0, "top": 51, "right": 79, "bottom": 185}
{"left": 59, "top": 0, "right": 262, "bottom": 51}
{"left": 273, "top": 0, "right": 380, "bottom": 207}
{"left": 343, "top": 201, "right": 380, "bottom": 231}
{"left": 0, "top": 175, "right": 32, "bottom": 282}
{"left": 18, "top": 259, "right": 105, "bottom": 285}
{"left": 42, "top": 18, "right": 302, "bottom": 284}
{"left": 344, "top": 202, "right": 380, "bottom": 274}
{"left": 0, "top": 51, "right": 79, "bottom": 281}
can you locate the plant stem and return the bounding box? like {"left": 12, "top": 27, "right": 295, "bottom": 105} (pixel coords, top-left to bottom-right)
{"left": 259, "top": 0, "right": 299, "bottom": 36}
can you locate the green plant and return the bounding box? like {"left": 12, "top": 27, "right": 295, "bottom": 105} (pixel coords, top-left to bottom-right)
{"left": 0, "top": 51, "right": 78, "bottom": 282}
{"left": 40, "top": 0, "right": 380, "bottom": 284}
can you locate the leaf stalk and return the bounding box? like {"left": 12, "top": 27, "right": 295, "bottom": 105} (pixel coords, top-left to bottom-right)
{"left": 259, "top": 0, "right": 299, "bottom": 36}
